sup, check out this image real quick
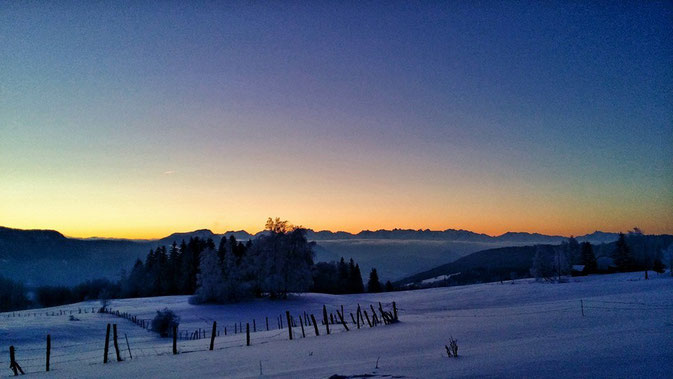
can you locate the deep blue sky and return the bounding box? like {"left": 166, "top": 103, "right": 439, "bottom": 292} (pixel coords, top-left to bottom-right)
{"left": 1, "top": 1, "right": 671, "bottom": 237}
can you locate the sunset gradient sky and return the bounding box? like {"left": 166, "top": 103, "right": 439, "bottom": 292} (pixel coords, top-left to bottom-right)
{"left": 1, "top": 2, "right": 672, "bottom": 238}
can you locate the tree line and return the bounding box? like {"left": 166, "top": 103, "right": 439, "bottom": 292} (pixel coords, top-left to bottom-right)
{"left": 0, "top": 219, "right": 396, "bottom": 311}
{"left": 531, "top": 231, "right": 670, "bottom": 281}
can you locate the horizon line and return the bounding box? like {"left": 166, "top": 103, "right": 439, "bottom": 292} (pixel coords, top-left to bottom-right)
{"left": 1, "top": 224, "right": 637, "bottom": 241}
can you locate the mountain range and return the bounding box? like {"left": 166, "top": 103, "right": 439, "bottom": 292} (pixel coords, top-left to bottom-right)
{"left": 0, "top": 226, "right": 623, "bottom": 287}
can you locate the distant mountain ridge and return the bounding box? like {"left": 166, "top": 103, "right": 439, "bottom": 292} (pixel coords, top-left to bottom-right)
{"left": 304, "top": 228, "right": 619, "bottom": 244}
{"left": 157, "top": 227, "right": 622, "bottom": 245}
{"left": 0, "top": 226, "right": 623, "bottom": 245}
{"left": 0, "top": 225, "right": 626, "bottom": 286}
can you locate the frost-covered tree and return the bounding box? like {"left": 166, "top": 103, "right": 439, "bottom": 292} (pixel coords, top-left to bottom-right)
{"left": 553, "top": 246, "right": 571, "bottom": 281}
{"left": 664, "top": 244, "right": 673, "bottom": 277}
{"left": 530, "top": 246, "right": 554, "bottom": 281}
{"left": 193, "top": 247, "right": 223, "bottom": 303}
{"left": 252, "top": 226, "right": 314, "bottom": 299}
{"left": 219, "top": 237, "right": 254, "bottom": 302}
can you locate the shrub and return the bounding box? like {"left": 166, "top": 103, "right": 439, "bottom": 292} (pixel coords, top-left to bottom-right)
{"left": 445, "top": 336, "right": 458, "bottom": 358}
{"left": 151, "top": 308, "right": 180, "bottom": 337}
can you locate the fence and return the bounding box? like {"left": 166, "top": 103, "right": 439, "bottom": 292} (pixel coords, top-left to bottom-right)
{"left": 437, "top": 298, "right": 673, "bottom": 319}
{"left": 5, "top": 297, "right": 670, "bottom": 376}
{"left": 1, "top": 301, "right": 399, "bottom": 376}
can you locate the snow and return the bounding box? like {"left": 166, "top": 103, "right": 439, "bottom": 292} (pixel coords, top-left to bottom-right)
{"left": 419, "top": 272, "right": 461, "bottom": 285}
{"left": 1, "top": 272, "right": 671, "bottom": 378}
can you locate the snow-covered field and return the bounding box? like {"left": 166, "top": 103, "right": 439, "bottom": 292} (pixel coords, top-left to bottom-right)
{"left": 1, "top": 272, "right": 671, "bottom": 378}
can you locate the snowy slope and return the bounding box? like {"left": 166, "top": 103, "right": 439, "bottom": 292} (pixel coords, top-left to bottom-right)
{"left": 1, "top": 272, "right": 671, "bottom": 378}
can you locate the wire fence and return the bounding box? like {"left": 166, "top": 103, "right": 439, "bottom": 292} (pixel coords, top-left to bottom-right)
{"left": 3, "top": 298, "right": 670, "bottom": 375}
{"left": 3, "top": 307, "right": 100, "bottom": 319}
{"left": 1, "top": 301, "right": 399, "bottom": 375}
{"left": 420, "top": 297, "right": 673, "bottom": 319}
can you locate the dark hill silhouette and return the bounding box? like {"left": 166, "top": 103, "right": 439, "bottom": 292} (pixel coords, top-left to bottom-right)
{"left": 395, "top": 234, "right": 673, "bottom": 287}
{"left": 0, "top": 225, "right": 626, "bottom": 286}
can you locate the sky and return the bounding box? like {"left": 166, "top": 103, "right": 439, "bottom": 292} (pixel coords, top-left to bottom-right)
{"left": 1, "top": 1, "right": 672, "bottom": 239}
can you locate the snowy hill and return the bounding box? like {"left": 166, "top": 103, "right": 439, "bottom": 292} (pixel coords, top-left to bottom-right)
{"left": 1, "top": 272, "right": 671, "bottom": 378}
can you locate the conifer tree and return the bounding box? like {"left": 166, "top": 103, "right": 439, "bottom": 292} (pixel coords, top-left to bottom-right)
{"left": 122, "top": 259, "right": 145, "bottom": 298}
{"left": 167, "top": 242, "right": 180, "bottom": 294}
{"left": 337, "top": 257, "right": 349, "bottom": 293}
{"left": 350, "top": 262, "right": 364, "bottom": 293}
{"left": 567, "top": 236, "right": 581, "bottom": 264}
{"left": 580, "top": 242, "right": 597, "bottom": 273}
{"left": 652, "top": 253, "right": 665, "bottom": 274}
{"left": 367, "top": 268, "right": 382, "bottom": 293}
{"left": 613, "top": 233, "right": 635, "bottom": 272}
{"left": 217, "top": 236, "right": 228, "bottom": 265}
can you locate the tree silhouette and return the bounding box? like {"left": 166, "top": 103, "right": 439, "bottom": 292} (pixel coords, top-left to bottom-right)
{"left": 580, "top": 242, "right": 597, "bottom": 274}
{"left": 613, "top": 233, "right": 635, "bottom": 272}
{"left": 367, "top": 268, "right": 382, "bottom": 293}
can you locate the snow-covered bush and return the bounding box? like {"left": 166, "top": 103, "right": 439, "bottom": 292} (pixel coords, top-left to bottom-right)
{"left": 151, "top": 308, "right": 180, "bottom": 337}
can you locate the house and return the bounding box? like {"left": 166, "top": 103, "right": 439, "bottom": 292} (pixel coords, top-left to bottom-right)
{"left": 571, "top": 265, "right": 586, "bottom": 276}
{"left": 596, "top": 257, "right": 617, "bottom": 273}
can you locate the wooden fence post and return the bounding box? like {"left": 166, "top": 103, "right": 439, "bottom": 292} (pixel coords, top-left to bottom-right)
{"left": 113, "top": 324, "right": 123, "bottom": 362}
{"left": 378, "top": 302, "right": 389, "bottom": 325}
{"left": 253, "top": 319, "right": 256, "bottom": 332}
{"left": 356, "top": 305, "right": 362, "bottom": 328}
{"left": 370, "top": 305, "right": 380, "bottom": 325}
{"left": 172, "top": 325, "right": 178, "bottom": 355}
{"left": 266, "top": 316, "right": 269, "bottom": 331}
{"left": 310, "top": 314, "right": 320, "bottom": 336}
{"left": 363, "top": 310, "right": 372, "bottom": 327}
{"left": 104, "top": 323, "right": 111, "bottom": 363}
{"left": 246, "top": 323, "right": 251, "bottom": 346}
{"left": 46, "top": 334, "right": 51, "bottom": 372}
{"left": 299, "top": 316, "right": 306, "bottom": 338}
{"left": 286, "top": 311, "right": 293, "bottom": 340}
{"left": 322, "top": 305, "right": 330, "bottom": 335}
{"left": 9, "top": 345, "right": 24, "bottom": 375}
{"left": 336, "top": 310, "right": 349, "bottom": 331}
{"left": 581, "top": 300, "right": 584, "bottom": 317}
{"left": 210, "top": 321, "right": 217, "bottom": 351}
{"left": 393, "top": 302, "right": 398, "bottom": 321}
{"left": 125, "top": 333, "right": 132, "bottom": 359}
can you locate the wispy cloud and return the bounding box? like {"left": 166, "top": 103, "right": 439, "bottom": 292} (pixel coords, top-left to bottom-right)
{"left": 163, "top": 170, "right": 176, "bottom": 175}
